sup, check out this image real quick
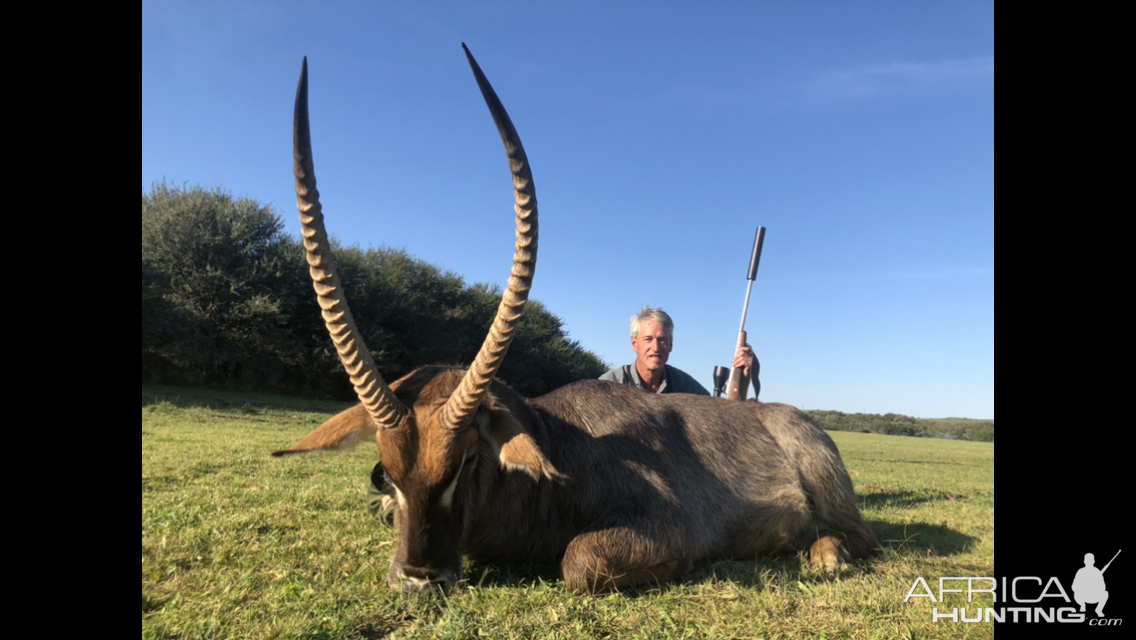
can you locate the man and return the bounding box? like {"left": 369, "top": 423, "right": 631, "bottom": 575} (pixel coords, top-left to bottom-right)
{"left": 600, "top": 305, "right": 758, "bottom": 396}
{"left": 1072, "top": 552, "right": 1109, "bottom": 617}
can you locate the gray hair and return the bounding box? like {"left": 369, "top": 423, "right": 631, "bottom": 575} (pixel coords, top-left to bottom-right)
{"left": 630, "top": 305, "right": 674, "bottom": 339}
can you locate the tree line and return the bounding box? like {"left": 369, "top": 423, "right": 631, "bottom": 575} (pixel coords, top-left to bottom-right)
{"left": 804, "top": 410, "right": 994, "bottom": 441}
{"left": 142, "top": 181, "right": 608, "bottom": 399}
{"left": 142, "top": 182, "right": 992, "bottom": 441}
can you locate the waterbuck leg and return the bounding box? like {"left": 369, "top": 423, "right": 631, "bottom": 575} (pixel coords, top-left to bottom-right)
{"left": 809, "top": 529, "right": 852, "bottom": 572}
{"left": 562, "top": 524, "right": 692, "bottom": 594}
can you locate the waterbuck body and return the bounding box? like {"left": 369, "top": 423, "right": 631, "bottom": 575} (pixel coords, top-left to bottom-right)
{"left": 281, "top": 366, "right": 878, "bottom": 593}
{"left": 279, "top": 47, "right": 878, "bottom": 595}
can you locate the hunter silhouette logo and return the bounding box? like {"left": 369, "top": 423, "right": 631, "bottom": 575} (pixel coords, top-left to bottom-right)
{"left": 1074, "top": 550, "right": 1120, "bottom": 618}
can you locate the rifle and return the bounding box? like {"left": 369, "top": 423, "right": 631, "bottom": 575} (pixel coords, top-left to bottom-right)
{"left": 726, "top": 227, "right": 766, "bottom": 401}
{"left": 1102, "top": 549, "right": 1122, "bottom": 573}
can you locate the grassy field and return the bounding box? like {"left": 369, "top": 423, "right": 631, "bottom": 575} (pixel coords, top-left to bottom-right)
{"left": 142, "top": 385, "right": 995, "bottom": 639}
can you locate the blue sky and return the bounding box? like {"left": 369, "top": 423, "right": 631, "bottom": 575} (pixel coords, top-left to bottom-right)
{"left": 142, "top": 1, "right": 994, "bottom": 419}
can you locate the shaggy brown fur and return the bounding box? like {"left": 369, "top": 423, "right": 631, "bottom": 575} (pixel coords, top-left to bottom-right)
{"left": 278, "top": 366, "right": 879, "bottom": 594}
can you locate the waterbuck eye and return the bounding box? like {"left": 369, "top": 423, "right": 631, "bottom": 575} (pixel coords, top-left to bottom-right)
{"left": 371, "top": 462, "right": 390, "bottom": 490}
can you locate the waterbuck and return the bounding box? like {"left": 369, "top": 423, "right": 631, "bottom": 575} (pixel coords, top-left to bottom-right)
{"left": 278, "top": 46, "right": 879, "bottom": 595}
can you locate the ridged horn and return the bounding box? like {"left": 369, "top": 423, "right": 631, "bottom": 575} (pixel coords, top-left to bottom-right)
{"left": 293, "top": 57, "right": 408, "bottom": 431}
{"left": 440, "top": 44, "right": 540, "bottom": 430}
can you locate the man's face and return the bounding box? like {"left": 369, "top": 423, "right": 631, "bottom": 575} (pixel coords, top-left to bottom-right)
{"left": 632, "top": 320, "right": 672, "bottom": 373}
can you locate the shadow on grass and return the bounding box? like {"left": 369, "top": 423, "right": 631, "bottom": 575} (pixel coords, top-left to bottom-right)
{"left": 860, "top": 486, "right": 967, "bottom": 508}
{"left": 459, "top": 557, "right": 761, "bottom": 598}
{"left": 674, "top": 521, "right": 975, "bottom": 592}
{"left": 142, "top": 384, "right": 352, "bottom": 414}
{"left": 871, "top": 520, "right": 977, "bottom": 556}
{"left": 463, "top": 549, "right": 887, "bottom": 597}
{"left": 459, "top": 518, "right": 976, "bottom": 596}
{"left": 352, "top": 611, "right": 416, "bottom": 640}
{"left": 142, "top": 591, "right": 165, "bottom": 613}
{"left": 463, "top": 559, "right": 563, "bottom": 591}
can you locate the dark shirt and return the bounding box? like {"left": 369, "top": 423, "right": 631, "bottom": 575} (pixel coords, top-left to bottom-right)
{"left": 599, "top": 364, "right": 710, "bottom": 395}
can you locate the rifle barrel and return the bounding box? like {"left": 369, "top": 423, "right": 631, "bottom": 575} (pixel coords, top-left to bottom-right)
{"left": 1102, "top": 549, "right": 1122, "bottom": 573}
{"left": 737, "top": 280, "right": 755, "bottom": 335}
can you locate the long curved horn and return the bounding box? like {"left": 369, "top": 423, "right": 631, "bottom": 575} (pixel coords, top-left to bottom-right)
{"left": 293, "top": 57, "right": 407, "bottom": 431}
{"left": 440, "top": 44, "right": 539, "bottom": 430}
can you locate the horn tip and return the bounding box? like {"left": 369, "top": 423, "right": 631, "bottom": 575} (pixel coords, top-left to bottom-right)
{"left": 296, "top": 58, "right": 309, "bottom": 98}
{"left": 462, "top": 43, "right": 478, "bottom": 67}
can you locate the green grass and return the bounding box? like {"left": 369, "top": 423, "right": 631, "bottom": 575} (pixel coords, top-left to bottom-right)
{"left": 142, "top": 385, "right": 994, "bottom": 639}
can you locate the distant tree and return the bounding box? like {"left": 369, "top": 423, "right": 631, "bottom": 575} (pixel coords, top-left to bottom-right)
{"left": 141, "top": 181, "right": 305, "bottom": 387}
{"left": 804, "top": 409, "right": 993, "bottom": 441}
{"left": 971, "top": 425, "right": 995, "bottom": 442}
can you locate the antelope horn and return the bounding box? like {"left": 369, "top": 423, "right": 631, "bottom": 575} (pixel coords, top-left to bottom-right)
{"left": 293, "top": 57, "right": 407, "bottom": 431}
{"left": 440, "top": 44, "right": 539, "bottom": 430}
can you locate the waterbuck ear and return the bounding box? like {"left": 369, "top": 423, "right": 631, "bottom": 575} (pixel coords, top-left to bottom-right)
{"left": 477, "top": 405, "right": 564, "bottom": 482}
{"left": 272, "top": 403, "right": 376, "bottom": 457}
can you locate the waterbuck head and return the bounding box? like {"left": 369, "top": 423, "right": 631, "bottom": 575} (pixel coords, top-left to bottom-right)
{"left": 292, "top": 46, "right": 550, "bottom": 594}
{"left": 376, "top": 367, "right": 563, "bottom": 593}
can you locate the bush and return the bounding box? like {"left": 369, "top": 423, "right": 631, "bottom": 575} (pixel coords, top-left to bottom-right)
{"left": 142, "top": 181, "right": 311, "bottom": 388}
{"left": 971, "top": 425, "right": 995, "bottom": 442}
{"left": 141, "top": 181, "right": 607, "bottom": 398}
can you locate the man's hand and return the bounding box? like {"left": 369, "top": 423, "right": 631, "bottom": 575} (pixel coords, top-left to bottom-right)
{"left": 732, "top": 344, "right": 754, "bottom": 377}
{"left": 732, "top": 344, "right": 760, "bottom": 400}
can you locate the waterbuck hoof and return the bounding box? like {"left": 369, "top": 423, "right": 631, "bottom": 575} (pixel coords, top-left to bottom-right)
{"left": 809, "top": 533, "right": 850, "bottom": 572}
